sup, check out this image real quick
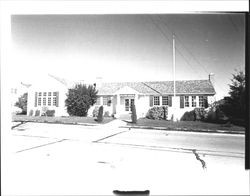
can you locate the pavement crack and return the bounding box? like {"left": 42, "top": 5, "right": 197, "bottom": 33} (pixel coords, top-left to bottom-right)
{"left": 93, "top": 131, "right": 128, "bottom": 142}
{"left": 192, "top": 149, "right": 207, "bottom": 170}
{"left": 11, "top": 121, "right": 27, "bottom": 130}
{"left": 16, "top": 139, "right": 67, "bottom": 153}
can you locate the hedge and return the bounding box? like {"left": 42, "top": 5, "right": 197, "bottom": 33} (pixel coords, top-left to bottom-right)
{"left": 46, "top": 110, "right": 55, "bottom": 117}
{"left": 146, "top": 106, "right": 168, "bottom": 120}
{"left": 180, "top": 110, "right": 196, "bottom": 121}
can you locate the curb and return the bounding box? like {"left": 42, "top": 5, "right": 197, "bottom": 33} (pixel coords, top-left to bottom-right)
{"left": 119, "top": 125, "right": 245, "bottom": 135}
{"left": 12, "top": 120, "right": 99, "bottom": 127}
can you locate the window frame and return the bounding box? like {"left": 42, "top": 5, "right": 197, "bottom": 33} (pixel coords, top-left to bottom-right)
{"left": 162, "top": 96, "right": 169, "bottom": 106}
{"left": 191, "top": 96, "right": 197, "bottom": 107}
{"left": 184, "top": 96, "right": 189, "bottom": 107}
{"left": 199, "top": 96, "right": 204, "bottom": 107}
{"left": 153, "top": 96, "right": 160, "bottom": 106}
{"left": 96, "top": 97, "right": 101, "bottom": 105}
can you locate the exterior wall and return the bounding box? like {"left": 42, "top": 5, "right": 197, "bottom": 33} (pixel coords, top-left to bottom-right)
{"left": 137, "top": 95, "right": 151, "bottom": 118}
{"left": 27, "top": 88, "right": 68, "bottom": 116}
{"left": 88, "top": 95, "right": 114, "bottom": 117}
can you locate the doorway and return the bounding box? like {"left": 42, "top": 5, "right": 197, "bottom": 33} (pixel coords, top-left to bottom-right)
{"left": 125, "top": 98, "right": 134, "bottom": 112}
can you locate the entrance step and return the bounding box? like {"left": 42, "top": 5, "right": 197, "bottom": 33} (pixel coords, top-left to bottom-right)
{"left": 118, "top": 113, "right": 132, "bottom": 122}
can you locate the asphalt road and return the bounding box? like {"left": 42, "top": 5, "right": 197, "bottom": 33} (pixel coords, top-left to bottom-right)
{"left": 2, "top": 121, "right": 249, "bottom": 195}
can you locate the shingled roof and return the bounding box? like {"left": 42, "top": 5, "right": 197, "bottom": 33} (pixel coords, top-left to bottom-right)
{"left": 97, "top": 80, "right": 215, "bottom": 95}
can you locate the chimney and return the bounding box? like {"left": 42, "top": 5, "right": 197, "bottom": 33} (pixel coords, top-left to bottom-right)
{"left": 209, "top": 73, "right": 215, "bottom": 85}
{"left": 94, "top": 77, "right": 103, "bottom": 89}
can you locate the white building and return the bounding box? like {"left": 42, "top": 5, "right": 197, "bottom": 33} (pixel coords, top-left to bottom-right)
{"left": 26, "top": 74, "right": 216, "bottom": 120}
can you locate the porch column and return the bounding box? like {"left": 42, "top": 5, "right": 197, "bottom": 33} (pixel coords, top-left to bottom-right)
{"left": 116, "top": 94, "right": 120, "bottom": 114}
{"left": 196, "top": 95, "right": 199, "bottom": 107}
{"left": 159, "top": 95, "right": 162, "bottom": 106}
{"left": 100, "top": 96, "right": 103, "bottom": 105}
{"left": 134, "top": 94, "right": 139, "bottom": 104}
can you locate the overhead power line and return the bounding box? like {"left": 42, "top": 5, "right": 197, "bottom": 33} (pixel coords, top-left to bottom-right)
{"left": 148, "top": 15, "right": 201, "bottom": 77}
{"left": 157, "top": 15, "right": 210, "bottom": 75}
{"left": 150, "top": 15, "right": 227, "bottom": 94}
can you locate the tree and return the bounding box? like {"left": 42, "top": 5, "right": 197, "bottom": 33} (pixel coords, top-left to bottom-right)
{"left": 220, "top": 70, "right": 245, "bottom": 120}
{"left": 131, "top": 103, "right": 137, "bottom": 123}
{"left": 15, "top": 93, "right": 28, "bottom": 114}
{"left": 65, "top": 83, "right": 98, "bottom": 116}
{"left": 97, "top": 106, "right": 104, "bottom": 122}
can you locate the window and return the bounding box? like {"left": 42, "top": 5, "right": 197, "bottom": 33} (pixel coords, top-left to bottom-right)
{"left": 43, "top": 97, "right": 46, "bottom": 106}
{"left": 38, "top": 97, "right": 41, "bottom": 106}
{"left": 153, "top": 96, "right": 160, "bottom": 105}
{"left": 192, "top": 96, "right": 196, "bottom": 107}
{"left": 199, "top": 96, "right": 204, "bottom": 107}
{"left": 103, "top": 97, "right": 108, "bottom": 105}
{"left": 48, "top": 97, "right": 51, "bottom": 106}
{"left": 103, "top": 97, "right": 111, "bottom": 106}
{"left": 162, "top": 96, "right": 169, "bottom": 105}
{"left": 50, "top": 92, "right": 58, "bottom": 107}
{"left": 36, "top": 91, "right": 58, "bottom": 107}
{"left": 184, "top": 96, "right": 189, "bottom": 107}
{"left": 11, "top": 88, "right": 17, "bottom": 94}
{"left": 96, "top": 97, "right": 101, "bottom": 105}
{"left": 199, "top": 96, "right": 207, "bottom": 108}
{"left": 37, "top": 92, "right": 42, "bottom": 106}
{"left": 53, "top": 97, "right": 57, "bottom": 106}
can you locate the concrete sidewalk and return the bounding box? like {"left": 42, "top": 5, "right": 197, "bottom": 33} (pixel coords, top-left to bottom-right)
{"left": 120, "top": 125, "right": 245, "bottom": 135}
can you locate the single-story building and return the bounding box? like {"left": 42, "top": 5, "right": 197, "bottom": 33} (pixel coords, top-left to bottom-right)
{"left": 27, "top": 74, "right": 216, "bottom": 120}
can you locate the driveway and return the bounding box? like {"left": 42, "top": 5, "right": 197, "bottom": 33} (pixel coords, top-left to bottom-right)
{"left": 2, "top": 121, "right": 249, "bottom": 195}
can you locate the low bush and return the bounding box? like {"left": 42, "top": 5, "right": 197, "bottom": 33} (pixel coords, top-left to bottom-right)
{"left": 230, "top": 118, "right": 245, "bottom": 127}
{"left": 181, "top": 110, "right": 196, "bottom": 121}
{"left": 104, "top": 111, "right": 110, "bottom": 117}
{"left": 29, "top": 110, "right": 33, "bottom": 116}
{"left": 46, "top": 110, "right": 55, "bottom": 117}
{"left": 194, "top": 108, "right": 205, "bottom": 121}
{"left": 35, "top": 110, "right": 40, "bottom": 116}
{"left": 92, "top": 106, "right": 100, "bottom": 117}
{"left": 146, "top": 106, "right": 168, "bottom": 120}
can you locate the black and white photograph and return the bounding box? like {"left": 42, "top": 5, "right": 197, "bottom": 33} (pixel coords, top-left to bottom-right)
{"left": 1, "top": 1, "right": 249, "bottom": 195}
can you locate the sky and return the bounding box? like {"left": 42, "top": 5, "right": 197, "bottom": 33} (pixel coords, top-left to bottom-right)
{"left": 11, "top": 14, "right": 245, "bottom": 100}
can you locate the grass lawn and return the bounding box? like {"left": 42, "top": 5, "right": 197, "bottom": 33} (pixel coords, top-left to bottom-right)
{"left": 132, "top": 118, "right": 245, "bottom": 132}
{"left": 12, "top": 114, "right": 114, "bottom": 125}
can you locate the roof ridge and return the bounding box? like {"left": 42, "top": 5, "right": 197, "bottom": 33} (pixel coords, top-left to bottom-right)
{"left": 48, "top": 74, "right": 68, "bottom": 86}
{"left": 98, "top": 79, "right": 209, "bottom": 84}
{"left": 141, "top": 82, "right": 161, "bottom": 95}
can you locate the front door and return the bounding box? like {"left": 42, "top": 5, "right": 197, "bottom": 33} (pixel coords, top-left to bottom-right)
{"left": 125, "top": 98, "right": 134, "bottom": 112}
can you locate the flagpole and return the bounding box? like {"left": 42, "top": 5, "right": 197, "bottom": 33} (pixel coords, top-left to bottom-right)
{"left": 173, "top": 34, "right": 176, "bottom": 121}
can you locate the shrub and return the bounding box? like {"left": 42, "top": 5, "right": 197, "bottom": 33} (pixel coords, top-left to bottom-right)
{"left": 35, "top": 110, "right": 40, "bottom": 116}
{"left": 97, "top": 106, "right": 104, "bottom": 122}
{"left": 29, "top": 110, "right": 34, "bottom": 116}
{"left": 104, "top": 111, "right": 110, "bottom": 117}
{"left": 92, "top": 106, "right": 100, "bottom": 117}
{"left": 230, "top": 118, "right": 245, "bottom": 127}
{"left": 146, "top": 106, "right": 168, "bottom": 120}
{"left": 131, "top": 103, "right": 137, "bottom": 123}
{"left": 181, "top": 110, "right": 196, "bottom": 121}
{"left": 194, "top": 108, "right": 205, "bottom": 121}
{"left": 15, "top": 93, "right": 28, "bottom": 115}
{"left": 46, "top": 110, "right": 55, "bottom": 117}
